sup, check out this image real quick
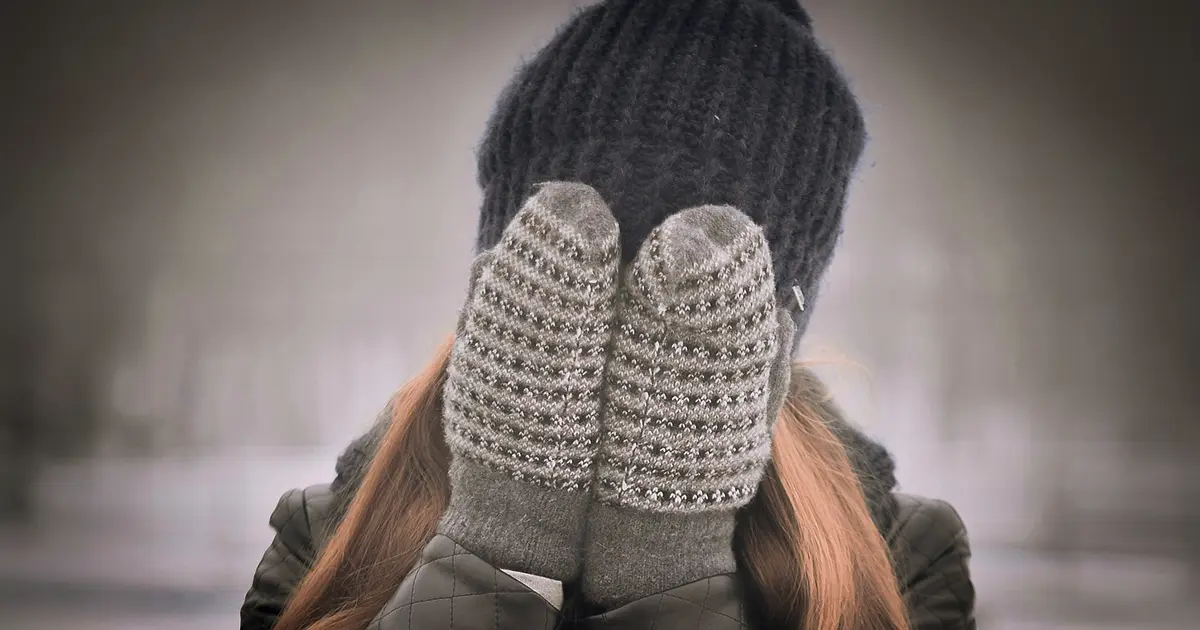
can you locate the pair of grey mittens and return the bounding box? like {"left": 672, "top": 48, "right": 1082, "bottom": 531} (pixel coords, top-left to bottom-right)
{"left": 439, "top": 182, "right": 794, "bottom": 609}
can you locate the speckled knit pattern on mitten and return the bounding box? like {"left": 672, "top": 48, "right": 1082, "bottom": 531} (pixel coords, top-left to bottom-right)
{"left": 439, "top": 182, "right": 620, "bottom": 582}
{"left": 582, "top": 205, "right": 794, "bottom": 608}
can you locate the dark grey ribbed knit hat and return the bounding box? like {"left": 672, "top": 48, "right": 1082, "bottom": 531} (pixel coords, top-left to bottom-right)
{"left": 475, "top": 0, "right": 866, "bottom": 344}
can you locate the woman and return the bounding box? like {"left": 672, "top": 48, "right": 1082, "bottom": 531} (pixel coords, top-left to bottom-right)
{"left": 242, "top": 1, "right": 975, "bottom": 628}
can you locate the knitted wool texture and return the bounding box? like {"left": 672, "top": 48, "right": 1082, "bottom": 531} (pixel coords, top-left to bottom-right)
{"left": 583, "top": 205, "right": 794, "bottom": 607}
{"left": 475, "top": 0, "right": 866, "bottom": 344}
{"left": 595, "top": 206, "right": 789, "bottom": 511}
{"left": 439, "top": 182, "right": 621, "bottom": 580}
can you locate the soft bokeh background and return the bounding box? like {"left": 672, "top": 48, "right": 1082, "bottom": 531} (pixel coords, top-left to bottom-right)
{"left": 3, "top": 0, "right": 1198, "bottom": 628}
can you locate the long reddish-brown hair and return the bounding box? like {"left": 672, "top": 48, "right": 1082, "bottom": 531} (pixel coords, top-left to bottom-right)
{"left": 275, "top": 338, "right": 909, "bottom": 630}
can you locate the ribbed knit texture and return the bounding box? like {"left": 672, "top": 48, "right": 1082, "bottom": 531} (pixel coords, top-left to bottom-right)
{"left": 582, "top": 206, "right": 794, "bottom": 607}
{"left": 475, "top": 0, "right": 866, "bottom": 344}
{"left": 439, "top": 182, "right": 620, "bottom": 581}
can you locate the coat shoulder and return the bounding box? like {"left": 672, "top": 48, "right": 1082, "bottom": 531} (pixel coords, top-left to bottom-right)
{"left": 270, "top": 483, "right": 341, "bottom": 557}
{"left": 239, "top": 484, "right": 338, "bottom": 629}
{"left": 885, "top": 494, "right": 969, "bottom": 549}
{"left": 884, "top": 493, "right": 977, "bottom": 629}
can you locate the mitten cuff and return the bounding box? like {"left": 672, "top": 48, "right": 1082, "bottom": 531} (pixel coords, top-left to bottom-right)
{"left": 438, "top": 459, "right": 590, "bottom": 581}
{"left": 580, "top": 502, "right": 737, "bottom": 609}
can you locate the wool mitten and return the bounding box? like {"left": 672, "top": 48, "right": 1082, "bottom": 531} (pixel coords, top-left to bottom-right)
{"left": 582, "top": 205, "right": 795, "bottom": 608}
{"left": 439, "top": 182, "right": 620, "bottom": 582}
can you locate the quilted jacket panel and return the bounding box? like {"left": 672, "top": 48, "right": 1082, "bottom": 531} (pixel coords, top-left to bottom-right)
{"left": 366, "top": 534, "right": 561, "bottom": 630}
{"left": 887, "top": 495, "right": 976, "bottom": 629}
{"left": 240, "top": 484, "right": 336, "bottom": 630}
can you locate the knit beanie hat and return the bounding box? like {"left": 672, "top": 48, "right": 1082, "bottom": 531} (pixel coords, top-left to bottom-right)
{"left": 475, "top": 0, "right": 866, "bottom": 345}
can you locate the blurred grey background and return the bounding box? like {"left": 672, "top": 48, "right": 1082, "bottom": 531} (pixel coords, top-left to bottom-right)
{"left": 2, "top": 0, "right": 1198, "bottom": 628}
